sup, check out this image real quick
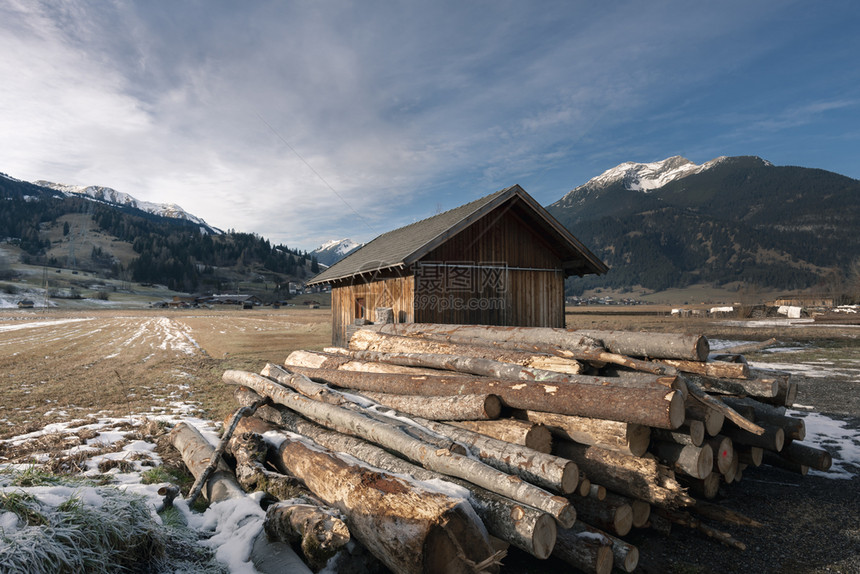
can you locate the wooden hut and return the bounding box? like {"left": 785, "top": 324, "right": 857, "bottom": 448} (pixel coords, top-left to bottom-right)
{"left": 307, "top": 185, "right": 607, "bottom": 347}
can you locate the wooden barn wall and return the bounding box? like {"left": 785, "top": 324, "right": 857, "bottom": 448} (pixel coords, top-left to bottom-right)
{"left": 331, "top": 275, "right": 415, "bottom": 347}
{"left": 414, "top": 205, "right": 566, "bottom": 328}
{"left": 414, "top": 268, "right": 564, "bottom": 327}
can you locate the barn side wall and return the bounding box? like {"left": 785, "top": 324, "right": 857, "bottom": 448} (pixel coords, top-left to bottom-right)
{"left": 330, "top": 275, "right": 415, "bottom": 347}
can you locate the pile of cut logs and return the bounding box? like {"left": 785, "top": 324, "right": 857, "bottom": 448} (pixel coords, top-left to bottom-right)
{"left": 172, "top": 323, "right": 833, "bottom": 574}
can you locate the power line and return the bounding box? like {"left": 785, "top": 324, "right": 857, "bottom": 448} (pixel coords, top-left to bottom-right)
{"left": 256, "top": 113, "right": 378, "bottom": 237}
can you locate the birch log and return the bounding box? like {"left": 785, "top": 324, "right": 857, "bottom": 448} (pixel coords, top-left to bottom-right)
{"left": 358, "top": 390, "right": 502, "bottom": 421}
{"left": 571, "top": 494, "right": 634, "bottom": 536}
{"left": 263, "top": 501, "right": 351, "bottom": 571}
{"left": 650, "top": 442, "right": 713, "bottom": 479}
{"left": 233, "top": 392, "right": 557, "bottom": 560}
{"left": 562, "top": 522, "right": 640, "bottom": 573}
{"left": 223, "top": 370, "right": 576, "bottom": 528}
{"left": 512, "top": 410, "right": 651, "bottom": 457}
{"left": 348, "top": 330, "right": 584, "bottom": 375}
{"left": 553, "top": 440, "right": 694, "bottom": 508}
{"left": 285, "top": 366, "right": 685, "bottom": 430}
{"left": 685, "top": 396, "right": 725, "bottom": 437}
{"left": 448, "top": 419, "right": 552, "bottom": 453}
{"left": 414, "top": 418, "right": 579, "bottom": 494}
{"left": 169, "top": 422, "right": 245, "bottom": 502}
{"left": 272, "top": 427, "right": 499, "bottom": 573}
{"left": 364, "top": 324, "right": 674, "bottom": 373}
{"left": 344, "top": 348, "right": 581, "bottom": 383}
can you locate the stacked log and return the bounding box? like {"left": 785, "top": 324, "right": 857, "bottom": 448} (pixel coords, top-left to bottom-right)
{"left": 170, "top": 322, "right": 832, "bottom": 573}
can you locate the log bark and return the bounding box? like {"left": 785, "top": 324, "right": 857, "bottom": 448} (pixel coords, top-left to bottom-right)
{"left": 289, "top": 349, "right": 443, "bottom": 376}
{"left": 679, "top": 472, "right": 721, "bottom": 499}
{"left": 359, "top": 390, "right": 502, "bottom": 421}
{"left": 234, "top": 394, "right": 557, "bottom": 560}
{"left": 264, "top": 501, "right": 351, "bottom": 571}
{"left": 448, "top": 419, "right": 552, "bottom": 454}
{"left": 365, "top": 323, "right": 678, "bottom": 373}
{"left": 228, "top": 429, "right": 305, "bottom": 500}
{"left": 650, "top": 442, "right": 713, "bottom": 479}
{"left": 572, "top": 494, "right": 634, "bottom": 536}
{"left": 761, "top": 450, "right": 810, "bottom": 475}
{"left": 775, "top": 442, "right": 832, "bottom": 471}
{"left": 652, "top": 421, "right": 705, "bottom": 447}
{"left": 223, "top": 370, "right": 576, "bottom": 528}
{"left": 414, "top": 418, "right": 579, "bottom": 495}
{"left": 659, "top": 358, "right": 750, "bottom": 379}
{"left": 348, "top": 330, "right": 584, "bottom": 374}
{"left": 512, "top": 410, "right": 651, "bottom": 457}
{"left": 286, "top": 366, "right": 686, "bottom": 430}
{"left": 169, "top": 422, "right": 245, "bottom": 503}
{"left": 690, "top": 501, "right": 763, "bottom": 528}
{"left": 271, "top": 426, "right": 499, "bottom": 573}
{"left": 563, "top": 521, "right": 639, "bottom": 573}
{"left": 263, "top": 364, "right": 578, "bottom": 497}
{"left": 721, "top": 424, "right": 785, "bottom": 452}
{"left": 722, "top": 397, "right": 806, "bottom": 440}
{"left": 346, "top": 348, "right": 583, "bottom": 383}
{"left": 735, "top": 445, "right": 764, "bottom": 467}
{"left": 186, "top": 399, "right": 265, "bottom": 505}
{"left": 259, "top": 364, "right": 467, "bottom": 455}
{"left": 684, "top": 380, "right": 765, "bottom": 435}
{"left": 575, "top": 329, "right": 710, "bottom": 361}
{"left": 551, "top": 522, "right": 614, "bottom": 574}
{"left": 683, "top": 372, "right": 778, "bottom": 398}
{"left": 553, "top": 440, "right": 694, "bottom": 508}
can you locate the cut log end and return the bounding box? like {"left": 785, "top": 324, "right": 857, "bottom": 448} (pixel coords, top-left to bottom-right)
{"left": 614, "top": 504, "right": 634, "bottom": 537}
{"left": 562, "top": 463, "right": 581, "bottom": 495}
{"left": 620, "top": 545, "right": 640, "bottom": 573}
{"left": 669, "top": 391, "right": 686, "bottom": 430}
{"left": 531, "top": 512, "right": 558, "bottom": 560}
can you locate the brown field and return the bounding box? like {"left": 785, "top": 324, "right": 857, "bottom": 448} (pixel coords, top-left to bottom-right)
{"left": 2, "top": 305, "right": 859, "bottom": 573}
{"left": 0, "top": 307, "right": 331, "bottom": 439}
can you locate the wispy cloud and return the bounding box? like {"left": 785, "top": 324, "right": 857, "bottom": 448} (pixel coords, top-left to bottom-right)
{"left": 1, "top": 0, "right": 857, "bottom": 247}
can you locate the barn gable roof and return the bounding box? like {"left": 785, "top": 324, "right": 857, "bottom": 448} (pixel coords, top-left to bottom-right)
{"left": 307, "top": 184, "right": 607, "bottom": 286}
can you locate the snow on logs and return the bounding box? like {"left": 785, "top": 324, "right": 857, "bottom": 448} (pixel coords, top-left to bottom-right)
{"left": 173, "top": 324, "right": 835, "bottom": 573}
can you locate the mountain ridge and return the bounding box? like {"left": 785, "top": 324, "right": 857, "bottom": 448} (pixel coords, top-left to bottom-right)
{"left": 547, "top": 155, "right": 860, "bottom": 296}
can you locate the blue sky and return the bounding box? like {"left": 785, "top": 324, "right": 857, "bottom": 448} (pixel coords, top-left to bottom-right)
{"left": 1, "top": 1, "right": 858, "bottom": 250}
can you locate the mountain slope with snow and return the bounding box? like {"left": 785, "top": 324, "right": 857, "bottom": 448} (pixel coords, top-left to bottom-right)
{"left": 34, "top": 181, "right": 220, "bottom": 234}
{"left": 547, "top": 155, "right": 860, "bottom": 292}
{"left": 311, "top": 238, "right": 362, "bottom": 267}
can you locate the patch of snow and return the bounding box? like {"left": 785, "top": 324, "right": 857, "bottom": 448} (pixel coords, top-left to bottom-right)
{"left": 788, "top": 410, "right": 860, "bottom": 479}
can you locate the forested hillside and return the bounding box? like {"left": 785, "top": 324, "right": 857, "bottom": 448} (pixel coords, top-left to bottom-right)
{"left": 1, "top": 174, "right": 318, "bottom": 293}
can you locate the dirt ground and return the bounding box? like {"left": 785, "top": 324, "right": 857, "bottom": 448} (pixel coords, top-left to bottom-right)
{"left": 2, "top": 307, "right": 858, "bottom": 573}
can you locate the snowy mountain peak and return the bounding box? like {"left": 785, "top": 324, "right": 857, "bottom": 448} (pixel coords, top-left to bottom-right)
{"left": 33, "top": 181, "right": 218, "bottom": 233}
{"left": 584, "top": 155, "right": 701, "bottom": 193}
{"left": 555, "top": 155, "right": 755, "bottom": 209}
{"left": 317, "top": 238, "right": 361, "bottom": 254}
{"left": 311, "top": 238, "right": 362, "bottom": 267}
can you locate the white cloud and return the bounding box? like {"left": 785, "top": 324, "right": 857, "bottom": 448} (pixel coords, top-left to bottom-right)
{"left": 1, "top": 0, "right": 857, "bottom": 249}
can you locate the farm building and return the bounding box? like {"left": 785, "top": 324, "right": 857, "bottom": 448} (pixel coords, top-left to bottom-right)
{"left": 307, "top": 185, "right": 607, "bottom": 347}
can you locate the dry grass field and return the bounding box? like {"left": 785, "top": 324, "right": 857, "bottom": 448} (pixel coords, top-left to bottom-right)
{"left": 0, "top": 308, "right": 331, "bottom": 439}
